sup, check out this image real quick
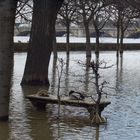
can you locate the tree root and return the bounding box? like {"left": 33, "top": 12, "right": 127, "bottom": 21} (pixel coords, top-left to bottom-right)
{"left": 91, "top": 113, "right": 106, "bottom": 124}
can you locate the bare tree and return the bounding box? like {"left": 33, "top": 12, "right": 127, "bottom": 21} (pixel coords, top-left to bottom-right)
{"left": 75, "top": 0, "right": 96, "bottom": 58}
{"left": 75, "top": 0, "right": 111, "bottom": 57}
{"left": 92, "top": 0, "right": 111, "bottom": 55}
{"left": 57, "top": 0, "right": 77, "bottom": 55}
{"left": 56, "top": 58, "right": 65, "bottom": 118}
{"left": 110, "top": 1, "right": 140, "bottom": 57}
{"left": 77, "top": 57, "right": 113, "bottom": 124}
{"left": 16, "top": 0, "right": 33, "bottom": 23}
{"left": 89, "top": 56, "right": 113, "bottom": 124}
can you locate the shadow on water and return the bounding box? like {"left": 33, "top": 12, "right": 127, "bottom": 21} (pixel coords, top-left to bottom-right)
{"left": 20, "top": 89, "right": 101, "bottom": 140}
{"left": 0, "top": 122, "right": 9, "bottom": 140}
{"left": 26, "top": 109, "right": 54, "bottom": 140}
{"left": 46, "top": 105, "right": 102, "bottom": 140}
{"left": 9, "top": 84, "right": 54, "bottom": 140}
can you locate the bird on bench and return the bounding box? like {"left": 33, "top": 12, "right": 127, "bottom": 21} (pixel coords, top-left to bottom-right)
{"left": 36, "top": 89, "right": 50, "bottom": 97}
{"left": 69, "top": 90, "right": 85, "bottom": 100}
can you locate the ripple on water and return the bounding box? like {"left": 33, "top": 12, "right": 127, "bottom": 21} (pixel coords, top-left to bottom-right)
{"left": 2, "top": 51, "right": 140, "bottom": 140}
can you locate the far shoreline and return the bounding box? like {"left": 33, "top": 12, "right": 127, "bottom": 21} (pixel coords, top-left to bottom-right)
{"left": 14, "top": 42, "right": 140, "bottom": 52}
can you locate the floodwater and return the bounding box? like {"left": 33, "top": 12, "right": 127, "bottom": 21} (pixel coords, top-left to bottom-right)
{"left": 1, "top": 51, "right": 140, "bottom": 140}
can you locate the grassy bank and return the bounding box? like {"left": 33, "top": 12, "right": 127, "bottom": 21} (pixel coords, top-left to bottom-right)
{"left": 14, "top": 43, "right": 140, "bottom": 52}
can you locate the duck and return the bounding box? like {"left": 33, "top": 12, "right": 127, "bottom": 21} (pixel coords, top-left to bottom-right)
{"left": 69, "top": 90, "right": 85, "bottom": 100}
{"left": 36, "top": 89, "right": 50, "bottom": 97}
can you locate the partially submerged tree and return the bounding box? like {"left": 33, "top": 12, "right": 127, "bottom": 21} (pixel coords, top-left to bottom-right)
{"left": 90, "top": 57, "right": 109, "bottom": 124}
{"left": 119, "top": 4, "right": 140, "bottom": 57}
{"left": 75, "top": 0, "right": 111, "bottom": 57}
{"left": 76, "top": 57, "right": 113, "bottom": 124}
{"left": 92, "top": 0, "right": 111, "bottom": 55}
{"left": 0, "top": 0, "right": 17, "bottom": 120}
{"left": 110, "top": 1, "right": 140, "bottom": 57}
{"left": 58, "top": 0, "right": 77, "bottom": 55}
{"left": 56, "top": 58, "right": 65, "bottom": 118}
{"left": 109, "top": 3, "right": 121, "bottom": 57}
{"left": 75, "top": 0, "right": 95, "bottom": 58}
{"left": 21, "top": 0, "right": 64, "bottom": 86}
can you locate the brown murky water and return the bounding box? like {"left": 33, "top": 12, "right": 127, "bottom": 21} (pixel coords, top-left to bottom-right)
{"left": 1, "top": 51, "right": 140, "bottom": 140}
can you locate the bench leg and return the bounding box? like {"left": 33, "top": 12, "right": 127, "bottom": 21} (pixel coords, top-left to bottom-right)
{"left": 30, "top": 100, "right": 47, "bottom": 110}
{"left": 87, "top": 107, "right": 95, "bottom": 118}
{"left": 87, "top": 106, "right": 106, "bottom": 124}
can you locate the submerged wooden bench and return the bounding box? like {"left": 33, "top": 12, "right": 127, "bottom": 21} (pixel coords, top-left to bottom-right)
{"left": 26, "top": 94, "right": 110, "bottom": 119}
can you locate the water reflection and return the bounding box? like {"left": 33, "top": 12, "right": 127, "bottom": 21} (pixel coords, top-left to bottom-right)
{"left": 48, "top": 112, "right": 101, "bottom": 140}
{"left": 27, "top": 109, "right": 54, "bottom": 140}
{"left": 64, "top": 55, "right": 70, "bottom": 94}
{"left": 116, "top": 57, "right": 123, "bottom": 92}
{"left": 1, "top": 51, "right": 140, "bottom": 140}
{"left": 84, "top": 58, "right": 91, "bottom": 93}
{"left": 95, "top": 126, "right": 99, "bottom": 140}
{"left": 50, "top": 57, "right": 57, "bottom": 94}
{"left": 9, "top": 85, "right": 32, "bottom": 140}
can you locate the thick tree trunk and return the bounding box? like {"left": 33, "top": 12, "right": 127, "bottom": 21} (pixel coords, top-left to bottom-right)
{"left": 21, "top": 0, "right": 63, "bottom": 85}
{"left": 84, "top": 23, "right": 91, "bottom": 58}
{"left": 53, "top": 35, "right": 57, "bottom": 58}
{"left": 0, "top": 0, "right": 17, "bottom": 120}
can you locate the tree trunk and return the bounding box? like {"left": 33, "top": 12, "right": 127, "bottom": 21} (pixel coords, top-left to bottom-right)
{"left": 91, "top": 55, "right": 105, "bottom": 124}
{"left": 66, "top": 21, "right": 70, "bottom": 56}
{"left": 53, "top": 35, "right": 57, "bottom": 58}
{"left": 116, "top": 22, "right": 120, "bottom": 58}
{"left": 84, "top": 22, "right": 91, "bottom": 58}
{"left": 21, "top": 0, "right": 63, "bottom": 86}
{"left": 0, "top": 0, "right": 17, "bottom": 120}
{"left": 95, "top": 29, "right": 100, "bottom": 55}
{"left": 120, "top": 28, "right": 124, "bottom": 57}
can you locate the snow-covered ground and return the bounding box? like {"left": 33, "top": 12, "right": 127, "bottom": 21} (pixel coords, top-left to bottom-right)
{"left": 14, "top": 36, "right": 140, "bottom": 44}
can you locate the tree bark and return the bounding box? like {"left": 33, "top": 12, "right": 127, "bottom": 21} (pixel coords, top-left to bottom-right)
{"left": 116, "top": 22, "right": 120, "bottom": 58}
{"left": 0, "top": 0, "right": 17, "bottom": 120}
{"left": 95, "top": 28, "right": 100, "bottom": 55}
{"left": 53, "top": 35, "right": 57, "bottom": 58}
{"left": 21, "top": 0, "right": 64, "bottom": 86}
{"left": 66, "top": 21, "right": 70, "bottom": 55}
{"left": 84, "top": 22, "right": 91, "bottom": 58}
{"left": 120, "top": 29, "right": 124, "bottom": 57}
